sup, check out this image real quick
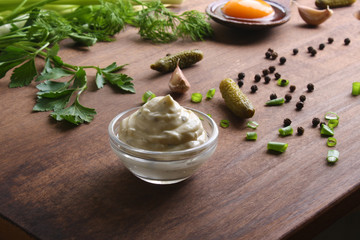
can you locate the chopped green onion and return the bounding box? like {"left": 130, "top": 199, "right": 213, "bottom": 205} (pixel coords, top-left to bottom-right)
{"left": 327, "top": 149, "right": 339, "bottom": 163}
{"left": 320, "top": 124, "right": 334, "bottom": 136}
{"left": 279, "top": 126, "right": 293, "bottom": 136}
{"left": 327, "top": 137, "right": 337, "bottom": 147}
{"left": 220, "top": 119, "right": 229, "bottom": 128}
{"left": 142, "top": 91, "right": 156, "bottom": 103}
{"left": 247, "top": 121, "right": 259, "bottom": 129}
{"left": 324, "top": 111, "right": 339, "bottom": 120}
{"left": 277, "top": 78, "right": 289, "bottom": 86}
{"left": 267, "top": 141, "right": 288, "bottom": 153}
{"left": 191, "top": 93, "right": 203, "bottom": 103}
{"left": 266, "top": 98, "right": 285, "bottom": 106}
{"left": 206, "top": 88, "right": 216, "bottom": 99}
{"left": 352, "top": 82, "right": 360, "bottom": 96}
{"left": 199, "top": 116, "right": 204, "bottom": 120}
{"left": 207, "top": 114, "right": 212, "bottom": 118}
{"left": 246, "top": 132, "right": 257, "bottom": 141}
{"left": 328, "top": 119, "right": 339, "bottom": 128}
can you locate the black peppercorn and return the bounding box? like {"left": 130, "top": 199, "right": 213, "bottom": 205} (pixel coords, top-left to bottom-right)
{"left": 307, "top": 46, "right": 314, "bottom": 53}
{"left": 297, "top": 127, "right": 304, "bottom": 135}
{"left": 319, "top": 43, "right": 325, "bottom": 50}
{"left": 238, "top": 80, "right": 244, "bottom": 88}
{"left": 307, "top": 83, "right": 314, "bottom": 92}
{"left": 274, "top": 72, "right": 281, "bottom": 80}
{"left": 270, "top": 93, "right": 277, "bottom": 100}
{"left": 254, "top": 74, "right": 261, "bottom": 82}
{"left": 250, "top": 85, "right": 258, "bottom": 93}
{"left": 269, "top": 66, "right": 276, "bottom": 73}
{"left": 262, "top": 69, "right": 269, "bottom": 76}
{"left": 281, "top": 79, "right": 287, "bottom": 85}
{"left": 283, "top": 118, "right": 292, "bottom": 127}
{"left": 293, "top": 48, "right": 299, "bottom": 55}
{"left": 289, "top": 85, "right": 296, "bottom": 92}
{"left": 268, "top": 48, "right": 274, "bottom": 53}
{"left": 344, "top": 38, "right": 351, "bottom": 45}
{"left": 285, "top": 94, "right": 292, "bottom": 102}
{"left": 265, "top": 51, "right": 271, "bottom": 59}
{"left": 328, "top": 37, "right": 334, "bottom": 44}
{"left": 271, "top": 52, "right": 278, "bottom": 60}
{"left": 238, "top": 72, "right": 245, "bottom": 80}
{"left": 296, "top": 101, "right": 304, "bottom": 110}
{"left": 264, "top": 76, "right": 271, "bottom": 83}
{"left": 312, "top": 117, "right": 320, "bottom": 127}
{"left": 279, "top": 56, "right": 286, "bottom": 65}
{"left": 299, "top": 95, "right": 306, "bottom": 102}
{"left": 310, "top": 49, "right": 317, "bottom": 56}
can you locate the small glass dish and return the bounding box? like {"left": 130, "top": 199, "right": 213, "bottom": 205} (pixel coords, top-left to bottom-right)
{"left": 108, "top": 107, "right": 218, "bottom": 185}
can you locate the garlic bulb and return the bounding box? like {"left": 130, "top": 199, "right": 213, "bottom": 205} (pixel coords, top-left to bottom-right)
{"left": 168, "top": 61, "right": 191, "bottom": 93}
{"left": 296, "top": 3, "right": 333, "bottom": 26}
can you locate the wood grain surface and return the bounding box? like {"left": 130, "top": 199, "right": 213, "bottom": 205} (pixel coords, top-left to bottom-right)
{"left": 1, "top": 0, "right": 360, "bottom": 239}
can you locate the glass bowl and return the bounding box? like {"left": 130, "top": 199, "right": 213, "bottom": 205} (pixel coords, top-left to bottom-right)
{"left": 108, "top": 106, "right": 218, "bottom": 185}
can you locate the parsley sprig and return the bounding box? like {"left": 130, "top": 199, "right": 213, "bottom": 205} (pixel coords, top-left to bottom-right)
{"left": 0, "top": 0, "right": 213, "bottom": 125}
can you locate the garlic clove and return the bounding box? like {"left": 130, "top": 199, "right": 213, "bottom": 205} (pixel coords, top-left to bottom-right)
{"left": 168, "top": 62, "right": 191, "bottom": 93}
{"left": 354, "top": 10, "right": 360, "bottom": 20}
{"left": 296, "top": 3, "right": 333, "bottom": 26}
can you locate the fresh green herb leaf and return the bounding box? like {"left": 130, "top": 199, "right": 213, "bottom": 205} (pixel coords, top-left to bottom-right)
{"left": 9, "top": 58, "right": 37, "bottom": 87}
{"left": 134, "top": 0, "right": 212, "bottom": 43}
{"left": 95, "top": 70, "right": 105, "bottom": 89}
{"left": 72, "top": 68, "right": 87, "bottom": 89}
{"left": 103, "top": 72, "right": 135, "bottom": 93}
{"left": 36, "top": 58, "right": 74, "bottom": 81}
{"left": 68, "top": 32, "right": 97, "bottom": 46}
{"left": 33, "top": 94, "right": 72, "bottom": 112}
{"left": 51, "top": 96, "right": 96, "bottom": 125}
{"left": 101, "top": 62, "right": 128, "bottom": 73}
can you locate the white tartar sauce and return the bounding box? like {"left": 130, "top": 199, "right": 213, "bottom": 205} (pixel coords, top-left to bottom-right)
{"left": 118, "top": 95, "right": 207, "bottom": 151}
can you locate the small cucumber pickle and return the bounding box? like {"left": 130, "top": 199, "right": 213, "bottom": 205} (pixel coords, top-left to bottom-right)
{"left": 150, "top": 49, "right": 203, "bottom": 73}
{"left": 219, "top": 78, "right": 255, "bottom": 118}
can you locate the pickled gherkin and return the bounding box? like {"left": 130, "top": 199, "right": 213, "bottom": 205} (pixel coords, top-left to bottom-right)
{"left": 315, "top": 0, "right": 356, "bottom": 8}
{"left": 150, "top": 49, "right": 203, "bottom": 73}
{"left": 219, "top": 78, "right": 255, "bottom": 118}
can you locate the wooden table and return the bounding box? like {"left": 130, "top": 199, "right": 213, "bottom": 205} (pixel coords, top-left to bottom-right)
{"left": 1, "top": 0, "right": 360, "bottom": 239}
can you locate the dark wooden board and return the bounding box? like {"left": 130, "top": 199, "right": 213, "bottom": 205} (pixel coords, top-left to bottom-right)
{"left": 1, "top": 0, "right": 360, "bottom": 239}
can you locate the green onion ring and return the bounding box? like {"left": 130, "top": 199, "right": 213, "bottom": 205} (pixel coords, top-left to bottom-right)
{"left": 324, "top": 111, "right": 339, "bottom": 120}
{"left": 327, "top": 137, "right": 337, "bottom": 147}
{"left": 247, "top": 121, "right": 259, "bottom": 129}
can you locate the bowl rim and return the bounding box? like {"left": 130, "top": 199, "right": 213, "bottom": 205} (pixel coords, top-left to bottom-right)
{"left": 108, "top": 106, "right": 219, "bottom": 161}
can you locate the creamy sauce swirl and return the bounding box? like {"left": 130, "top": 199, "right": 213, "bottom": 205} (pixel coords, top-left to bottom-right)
{"left": 118, "top": 95, "right": 207, "bottom": 151}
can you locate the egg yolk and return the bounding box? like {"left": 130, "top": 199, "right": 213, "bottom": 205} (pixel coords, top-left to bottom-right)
{"left": 222, "top": 0, "right": 274, "bottom": 19}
